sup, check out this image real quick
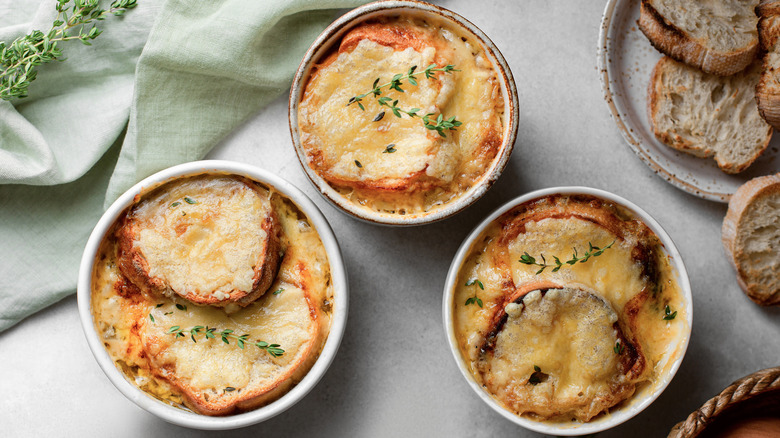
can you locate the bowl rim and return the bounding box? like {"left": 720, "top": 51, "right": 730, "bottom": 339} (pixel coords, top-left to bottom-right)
{"left": 288, "top": 0, "right": 519, "bottom": 226}
{"left": 441, "top": 186, "right": 693, "bottom": 435}
{"left": 76, "top": 160, "right": 349, "bottom": 430}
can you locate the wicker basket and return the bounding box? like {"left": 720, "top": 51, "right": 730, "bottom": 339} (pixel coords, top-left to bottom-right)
{"left": 668, "top": 366, "right": 780, "bottom": 437}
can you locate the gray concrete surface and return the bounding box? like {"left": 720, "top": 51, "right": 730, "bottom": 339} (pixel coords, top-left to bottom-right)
{"left": 1, "top": 1, "right": 778, "bottom": 436}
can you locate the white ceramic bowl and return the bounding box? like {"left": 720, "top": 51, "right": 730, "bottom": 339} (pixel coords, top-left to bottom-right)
{"left": 288, "top": 0, "right": 519, "bottom": 226}
{"left": 77, "top": 160, "right": 348, "bottom": 430}
{"left": 442, "top": 187, "right": 693, "bottom": 436}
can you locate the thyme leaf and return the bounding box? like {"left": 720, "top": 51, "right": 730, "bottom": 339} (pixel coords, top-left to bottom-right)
{"left": 663, "top": 305, "right": 677, "bottom": 321}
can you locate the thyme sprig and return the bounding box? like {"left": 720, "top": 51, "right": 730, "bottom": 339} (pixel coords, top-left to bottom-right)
{"left": 614, "top": 340, "right": 624, "bottom": 355}
{"left": 1, "top": 0, "right": 138, "bottom": 101}
{"left": 348, "top": 64, "right": 457, "bottom": 108}
{"left": 464, "top": 278, "right": 484, "bottom": 307}
{"left": 663, "top": 305, "right": 677, "bottom": 321}
{"left": 347, "top": 64, "right": 462, "bottom": 137}
{"left": 167, "top": 325, "right": 285, "bottom": 357}
{"left": 519, "top": 241, "right": 616, "bottom": 275}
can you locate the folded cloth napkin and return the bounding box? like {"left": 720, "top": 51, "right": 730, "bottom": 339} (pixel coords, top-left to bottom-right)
{"left": 0, "top": 0, "right": 365, "bottom": 332}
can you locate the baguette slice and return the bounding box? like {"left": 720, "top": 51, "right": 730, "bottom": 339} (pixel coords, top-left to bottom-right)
{"left": 756, "top": 1, "right": 780, "bottom": 129}
{"left": 648, "top": 56, "right": 772, "bottom": 174}
{"left": 118, "top": 176, "right": 281, "bottom": 307}
{"left": 638, "top": 0, "right": 760, "bottom": 76}
{"left": 722, "top": 173, "right": 780, "bottom": 306}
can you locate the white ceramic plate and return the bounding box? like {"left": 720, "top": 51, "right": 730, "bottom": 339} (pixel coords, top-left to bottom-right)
{"left": 598, "top": 0, "right": 780, "bottom": 203}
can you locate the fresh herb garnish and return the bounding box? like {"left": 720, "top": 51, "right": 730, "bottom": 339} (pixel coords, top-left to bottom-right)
{"left": 529, "top": 365, "right": 543, "bottom": 385}
{"left": 167, "top": 325, "right": 284, "bottom": 357}
{"left": 164, "top": 311, "right": 173, "bottom": 315}
{"left": 465, "top": 279, "right": 484, "bottom": 290}
{"left": 148, "top": 313, "right": 154, "bottom": 322}
{"left": 170, "top": 202, "right": 180, "bottom": 208}
{"left": 224, "top": 386, "right": 236, "bottom": 392}
{"left": 464, "top": 278, "right": 484, "bottom": 307}
{"left": 465, "top": 295, "right": 483, "bottom": 308}
{"left": 354, "top": 160, "right": 362, "bottom": 168}
{"left": 519, "top": 241, "right": 616, "bottom": 275}
{"left": 347, "top": 64, "right": 462, "bottom": 137}
{"left": 663, "top": 305, "right": 677, "bottom": 321}
{"left": 155, "top": 303, "right": 163, "bottom": 308}
{"left": 272, "top": 288, "right": 284, "bottom": 296}
{"left": 1, "top": 0, "right": 138, "bottom": 101}
{"left": 184, "top": 197, "right": 198, "bottom": 205}
{"left": 383, "top": 144, "right": 397, "bottom": 153}
{"left": 614, "top": 340, "right": 624, "bottom": 355}
{"left": 175, "top": 303, "right": 187, "bottom": 311}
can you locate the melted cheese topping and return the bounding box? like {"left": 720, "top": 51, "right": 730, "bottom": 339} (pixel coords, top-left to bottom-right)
{"left": 507, "top": 219, "right": 645, "bottom": 313}
{"left": 91, "top": 176, "right": 333, "bottom": 414}
{"left": 452, "top": 196, "right": 688, "bottom": 423}
{"left": 143, "top": 285, "right": 313, "bottom": 391}
{"left": 298, "top": 17, "right": 504, "bottom": 215}
{"left": 483, "top": 288, "right": 630, "bottom": 421}
{"left": 130, "top": 176, "right": 272, "bottom": 300}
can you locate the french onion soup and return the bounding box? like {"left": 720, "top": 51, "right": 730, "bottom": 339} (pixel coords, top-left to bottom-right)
{"left": 451, "top": 194, "right": 688, "bottom": 423}
{"left": 90, "top": 174, "right": 333, "bottom": 415}
{"left": 297, "top": 14, "right": 507, "bottom": 217}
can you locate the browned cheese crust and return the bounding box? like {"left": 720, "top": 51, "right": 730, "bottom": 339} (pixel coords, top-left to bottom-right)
{"left": 116, "top": 177, "right": 281, "bottom": 307}
{"left": 305, "top": 20, "right": 450, "bottom": 194}
{"left": 134, "top": 262, "right": 324, "bottom": 415}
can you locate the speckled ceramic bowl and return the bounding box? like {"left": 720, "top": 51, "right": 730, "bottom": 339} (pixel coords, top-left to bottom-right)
{"left": 289, "top": 0, "right": 518, "bottom": 226}
{"left": 443, "top": 187, "right": 693, "bottom": 436}
{"left": 77, "top": 160, "right": 348, "bottom": 430}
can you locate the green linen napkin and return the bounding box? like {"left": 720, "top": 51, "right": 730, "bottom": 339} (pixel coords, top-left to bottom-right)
{"left": 0, "top": 0, "right": 365, "bottom": 332}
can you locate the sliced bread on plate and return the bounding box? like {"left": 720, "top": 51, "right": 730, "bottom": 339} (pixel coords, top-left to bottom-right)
{"left": 756, "top": 0, "right": 780, "bottom": 129}
{"left": 722, "top": 174, "right": 780, "bottom": 306}
{"left": 648, "top": 56, "right": 772, "bottom": 174}
{"left": 639, "top": 0, "right": 760, "bottom": 76}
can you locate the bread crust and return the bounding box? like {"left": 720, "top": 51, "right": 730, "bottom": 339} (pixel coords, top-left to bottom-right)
{"left": 722, "top": 173, "right": 780, "bottom": 306}
{"left": 117, "top": 177, "right": 282, "bottom": 308}
{"left": 639, "top": 0, "right": 758, "bottom": 76}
